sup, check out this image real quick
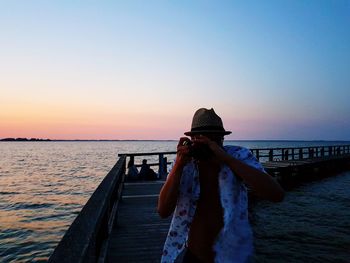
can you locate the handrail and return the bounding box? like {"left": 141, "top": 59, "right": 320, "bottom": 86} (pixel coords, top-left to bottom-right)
{"left": 118, "top": 151, "right": 177, "bottom": 156}
{"left": 250, "top": 144, "right": 350, "bottom": 162}
{"left": 119, "top": 144, "right": 350, "bottom": 166}
{"left": 48, "top": 155, "right": 127, "bottom": 263}
{"left": 120, "top": 151, "right": 176, "bottom": 179}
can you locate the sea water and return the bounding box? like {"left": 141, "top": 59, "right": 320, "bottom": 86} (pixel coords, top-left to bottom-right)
{"left": 0, "top": 141, "right": 349, "bottom": 262}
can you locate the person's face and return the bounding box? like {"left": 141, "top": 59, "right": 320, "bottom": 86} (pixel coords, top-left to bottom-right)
{"left": 191, "top": 133, "right": 224, "bottom": 146}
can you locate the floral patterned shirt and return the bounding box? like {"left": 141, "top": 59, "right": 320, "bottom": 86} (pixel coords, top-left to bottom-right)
{"left": 161, "top": 145, "right": 265, "bottom": 263}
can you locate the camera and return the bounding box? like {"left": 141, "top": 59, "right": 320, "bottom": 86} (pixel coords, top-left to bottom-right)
{"left": 182, "top": 139, "right": 213, "bottom": 160}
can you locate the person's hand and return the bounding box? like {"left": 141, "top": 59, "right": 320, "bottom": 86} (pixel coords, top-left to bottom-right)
{"left": 175, "top": 137, "right": 192, "bottom": 167}
{"left": 192, "top": 135, "right": 230, "bottom": 163}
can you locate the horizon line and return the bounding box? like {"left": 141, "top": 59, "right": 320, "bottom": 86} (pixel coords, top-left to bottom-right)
{"left": 1, "top": 138, "right": 350, "bottom": 142}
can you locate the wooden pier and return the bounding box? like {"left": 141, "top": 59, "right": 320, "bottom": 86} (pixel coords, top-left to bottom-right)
{"left": 48, "top": 144, "right": 350, "bottom": 263}
{"left": 105, "top": 181, "right": 170, "bottom": 262}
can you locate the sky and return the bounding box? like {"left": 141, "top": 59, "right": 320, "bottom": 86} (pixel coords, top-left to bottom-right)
{"left": 1, "top": 0, "right": 349, "bottom": 140}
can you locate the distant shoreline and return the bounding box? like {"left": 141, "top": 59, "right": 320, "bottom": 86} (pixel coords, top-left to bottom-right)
{"left": 0, "top": 138, "right": 176, "bottom": 142}
{"left": 1, "top": 138, "right": 52, "bottom": 142}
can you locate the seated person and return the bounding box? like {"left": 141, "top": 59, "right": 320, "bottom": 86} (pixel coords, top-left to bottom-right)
{"left": 139, "top": 159, "right": 158, "bottom": 180}
{"left": 127, "top": 159, "right": 139, "bottom": 180}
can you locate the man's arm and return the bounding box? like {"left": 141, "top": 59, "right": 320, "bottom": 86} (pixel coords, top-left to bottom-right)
{"left": 194, "top": 136, "right": 285, "bottom": 202}
{"left": 157, "top": 138, "right": 191, "bottom": 218}
{"left": 223, "top": 154, "right": 284, "bottom": 202}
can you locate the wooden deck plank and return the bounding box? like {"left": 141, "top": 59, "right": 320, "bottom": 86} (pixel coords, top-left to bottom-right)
{"left": 107, "top": 181, "right": 171, "bottom": 263}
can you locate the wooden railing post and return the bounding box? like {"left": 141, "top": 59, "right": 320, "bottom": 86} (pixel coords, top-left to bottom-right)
{"left": 269, "top": 149, "right": 273, "bottom": 161}
{"left": 321, "top": 147, "right": 325, "bottom": 157}
{"left": 309, "top": 148, "right": 314, "bottom": 159}
{"left": 129, "top": 155, "right": 134, "bottom": 166}
{"left": 336, "top": 147, "right": 340, "bottom": 155}
{"left": 159, "top": 154, "right": 165, "bottom": 179}
{"left": 163, "top": 157, "right": 167, "bottom": 178}
{"left": 299, "top": 148, "right": 303, "bottom": 160}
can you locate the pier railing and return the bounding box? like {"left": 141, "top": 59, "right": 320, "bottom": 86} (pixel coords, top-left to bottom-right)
{"left": 48, "top": 155, "right": 127, "bottom": 263}
{"left": 251, "top": 144, "right": 350, "bottom": 162}
{"left": 118, "top": 151, "right": 176, "bottom": 179}
{"left": 120, "top": 144, "right": 350, "bottom": 177}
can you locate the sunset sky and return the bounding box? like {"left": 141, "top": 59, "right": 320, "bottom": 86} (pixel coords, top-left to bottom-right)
{"left": 1, "top": 1, "right": 349, "bottom": 140}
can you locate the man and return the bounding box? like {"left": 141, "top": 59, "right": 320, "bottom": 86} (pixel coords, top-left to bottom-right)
{"left": 158, "top": 108, "right": 284, "bottom": 263}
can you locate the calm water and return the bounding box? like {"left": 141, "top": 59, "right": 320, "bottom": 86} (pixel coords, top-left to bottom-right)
{"left": 0, "top": 141, "right": 349, "bottom": 262}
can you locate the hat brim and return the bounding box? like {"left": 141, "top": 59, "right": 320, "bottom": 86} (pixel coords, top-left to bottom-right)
{"left": 184, "top": 130, "right": 232, "bottom": 136}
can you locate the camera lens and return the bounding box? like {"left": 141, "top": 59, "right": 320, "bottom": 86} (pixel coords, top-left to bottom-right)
{"left": 182, "top": 140, "right": 191, "bottom": 146}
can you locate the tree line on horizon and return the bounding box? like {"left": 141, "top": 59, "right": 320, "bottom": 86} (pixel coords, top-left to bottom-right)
{"left": 0, "top": 138, "right": 51, "bottom": 141}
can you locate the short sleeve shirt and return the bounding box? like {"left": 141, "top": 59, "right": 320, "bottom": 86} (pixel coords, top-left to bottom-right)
{"left": 161, "top": 145, "right": 265, "bottom": 263}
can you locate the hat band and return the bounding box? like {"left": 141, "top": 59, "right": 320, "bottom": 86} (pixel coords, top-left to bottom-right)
{"left": 191, "top": 126, "right": 226, "bottom": 132}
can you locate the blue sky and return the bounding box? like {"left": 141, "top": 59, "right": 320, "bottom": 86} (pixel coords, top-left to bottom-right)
{"left": 0, "top": 1, "right": 349, "bottom": 140}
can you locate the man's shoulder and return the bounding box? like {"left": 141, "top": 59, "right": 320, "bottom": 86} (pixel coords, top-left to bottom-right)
{"left": 224, "top": 145, "right": 252, "bottom": 159}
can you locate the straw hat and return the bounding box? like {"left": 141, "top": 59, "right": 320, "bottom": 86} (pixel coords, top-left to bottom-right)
{"left": 184, "top": 108, "right": 232, "bottom": 136}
